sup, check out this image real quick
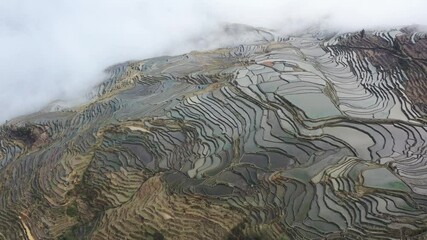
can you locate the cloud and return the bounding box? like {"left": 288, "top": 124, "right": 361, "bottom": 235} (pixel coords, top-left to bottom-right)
{"left": 0, "top": 0, "right": 426, "bottom": 122}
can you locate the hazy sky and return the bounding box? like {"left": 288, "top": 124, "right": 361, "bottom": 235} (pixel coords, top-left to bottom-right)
{"left": 1, "top": 0, "right": 426, "bottom": 122}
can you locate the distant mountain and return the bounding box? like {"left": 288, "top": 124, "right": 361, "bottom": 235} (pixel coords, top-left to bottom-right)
{"left": 1, "top": 25, "right": 427, "bottom": 239}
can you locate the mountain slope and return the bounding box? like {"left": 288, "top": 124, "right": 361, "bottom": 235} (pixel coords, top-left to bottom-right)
{"left": 1, "top": 26, "right": 427, "bottom": 239}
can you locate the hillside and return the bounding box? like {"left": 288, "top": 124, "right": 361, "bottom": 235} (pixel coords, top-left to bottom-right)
{"left": 1, "top": 25, "right": 427, "bottom": 239}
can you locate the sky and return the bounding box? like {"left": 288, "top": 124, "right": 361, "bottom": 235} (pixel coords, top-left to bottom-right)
{"left": 0, "top": 0, "right": 426, "bottom": 123}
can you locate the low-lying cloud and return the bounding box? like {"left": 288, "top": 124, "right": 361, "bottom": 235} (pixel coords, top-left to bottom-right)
{"left": 1, "top": 0, "right": 426, "bottom": 122}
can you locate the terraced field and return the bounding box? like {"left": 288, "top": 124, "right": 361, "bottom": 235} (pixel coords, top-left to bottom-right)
{"left": 1, "top": 26, "right": 427, "bottom": 239}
